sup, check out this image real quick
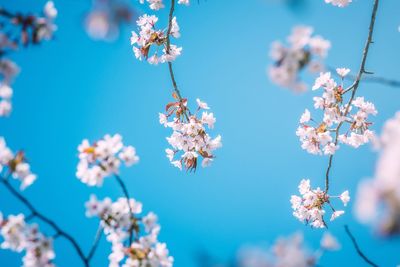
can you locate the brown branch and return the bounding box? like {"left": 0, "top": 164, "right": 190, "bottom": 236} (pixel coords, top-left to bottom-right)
{"left": 344, "top": 225, "right": 379, "bottom": 267}
{"left": 324, "top": 0, "right": 380, "bottom": 194}
{"left": 165, "top": 0, "right": 191, "bottom": 120}
{"left": 166, "top": 0, "right": 183, "bottom": 101}
{"left": 0, "top": 176, "right": 90, "bottom": 267}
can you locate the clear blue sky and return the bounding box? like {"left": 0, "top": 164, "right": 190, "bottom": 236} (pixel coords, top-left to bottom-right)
{"left": 1, "top": 0, "right": 400, "bottom": 266}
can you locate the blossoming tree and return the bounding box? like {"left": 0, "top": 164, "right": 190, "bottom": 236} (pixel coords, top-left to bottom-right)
{"left": 1, "top": 0, "right": 400, "bottom": 266}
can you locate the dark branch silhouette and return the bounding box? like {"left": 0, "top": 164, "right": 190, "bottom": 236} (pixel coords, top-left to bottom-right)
{"left": 344, "top": 225, "right": 379, "bottom": 267}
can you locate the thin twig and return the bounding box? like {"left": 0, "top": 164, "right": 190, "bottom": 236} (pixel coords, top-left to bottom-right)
{"left": 324, "top": 0, "right": 380, "bottom": 193}
{"left": 165, "top": 0, "right": 191, "bottom": 120}
{"left": 166, "top": 0, "right": 183, "bottom": 101}
{"left": 328, "top": 66, "right": 400, "bottom": 88}
{"left": 0, "top": 177, "right": 89, "bottom": 267}
{"left": 0, "top": 7, "right": 15, "bottom": 19}
{"left": 344, "top": 225, "right": 379, "bottom": 267}
{"left": 86, "top": 224, "right": 103, "bottom": 262}
{"left": 114, "top": 174, "right": 135, "bottom": 245}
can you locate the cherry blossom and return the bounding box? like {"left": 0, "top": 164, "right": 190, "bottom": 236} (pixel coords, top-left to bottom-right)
{"left": 0, "top": 59, "right": 19, "bottom": 117}
{"left": 76, "top": 134, "right": 139, "bottom": 186}
{"left": 0, "top": 213, "right": 55, "bottom": 267}
{"left": 324, "top": 0, "right": 352, "bottom": 8}
{"left": 130, "top": 14, "right": 181, "bottom": 64}
{"left": 0, "top": 2, "right": 56, "bottom": 117}
{"left": 355, "top": 112, "right": 400, "bottom": 235}
{"left": 0, "top": 83, "right": 13, "bottom": 117}
{"left": 177, "top": 0, "right": 190, "bottom": 5}
{"left": 85, "top": 195, "right": 173, "bottom": 267}
{"left": 320, "top": 232, "right": 340, "bottom": 251}
{"left": 85, "top": 0, "right": 134, "bottom": 41}
{"left": 159, "top": 97, "right": 222, "bottom": 171}
{"left": 233, "top": 232, "right": 340, "bottom": 267}
{"left": 296, "top": 69, "right": 377, "bottom": 155}
{"left": 0, "top": 137, "right": 37, "bottom": 190}
{"left": 268, "top": 26, "right": 331, "bottom": 92}
{"left": 140, "top": 0, "right": 165, "bottom": 10}
{"left": 291, "top": 179, "right": 349, "bottom": 228}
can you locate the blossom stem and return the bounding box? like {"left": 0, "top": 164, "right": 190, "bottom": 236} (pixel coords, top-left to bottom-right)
{"left": 328, "top": 66, "right": 400, "bottom": 89}
{"left": 86, "top": 224, "right": 103, "bottom": 262}
{"left": 344, "top": 225, "right": 379, "bottom": 267}
{"left": 166, "top": 0, "right": 181, "bottom": 99}
{"left": 113, "top": 174, "right": 135, "bottom": 245}
{"left": 0, "top": 176, "right": 90, "bottom": 267}
{"left": 166, "top": 0, "right": 191, "bottom": 119}
{"left": 324, "top": 0, "right": 380, "bottom": 194}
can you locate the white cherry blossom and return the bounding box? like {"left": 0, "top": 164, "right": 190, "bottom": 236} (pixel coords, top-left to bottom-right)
{"left": 130, "top": 14, "right": 181, "bottom": 64}
{"left": 0, "top": 137, "right": 37, "bottom": 190}
{"left": 297, "top": 71, "right": 377, "bottom": 155}
{"left": 0, "top": 213, "right": 55, "bottom": 267}
{"left": 160, "top": 97, "right": 221, "bottom": 171}
{"left": 85, "top": 195, "right": 173, "bottom": 267}
{"left": 325, "top": 0, "right": 352, "bottom": 8}
{"left": 76, "top": 134, "right": 139, "bottom": 186}
{"left": 291, "top": 179, "right": 349, "bottom": 228}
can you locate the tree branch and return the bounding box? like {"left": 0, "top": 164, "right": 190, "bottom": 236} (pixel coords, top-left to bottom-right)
{"left": 86, "top": 224, "right": 103, "bottom": 262}
{"left": 344, "top": 225, "right": 379, "bottom": 267}
{"left": 324, "top": 0, "right": 380, "bottom": 193}
{"left": 328, "top": 66, "right": 400, "bottom": 88}
{"left": 165, "top": 0, "right": 191, "bottom": 120}
{"left": 0, "top": 176, "right": 90, "bottom": 267}
{"left": 114, "top": 174, "right": 135, "bottom": 244}
{"left": 166, "top": 0, "right": 183, "bottom": 101}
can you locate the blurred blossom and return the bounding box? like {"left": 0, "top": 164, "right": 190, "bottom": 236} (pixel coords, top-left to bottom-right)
{"left": 355, "top": 112, "right": 400, "bottom": 236}
{"left": 0, "top": 213, "right": 55, "bottom": 267}
{"left": 0, "top": 1, "right": 56, "bottom": 117}
{"left": 199, "top": 232, "right": 340, "bottom": 267}
{"left": 76, "top": 134, "right": 139, "bottom": 186}
{"left": 320, "top": 232, "right": 340, "bottom": 251}
{"left": 85, "top": 0, "right": 135, "bottom": 41}
{"left": 0, "top": 137, "right": 37, "bottom": 190}
{"left": 268, "top": 26, "right": 331, "bottom": 93}
{"left": 324, "top": 0, "right": 352, "bottom": 8}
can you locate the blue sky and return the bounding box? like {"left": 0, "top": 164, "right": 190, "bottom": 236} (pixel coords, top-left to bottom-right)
{"left": 1, "top": 0, "right": 400, "bottom": 266}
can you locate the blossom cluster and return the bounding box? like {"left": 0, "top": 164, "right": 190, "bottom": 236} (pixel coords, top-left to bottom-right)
{"left": 159, "top": 98, "right": 222, "bottom": 171}
{"left": 268, "top": 26, "right": 331, "bottom": 92}
{"left": 0, "top": 137, "right": 37, "bottom": 190}
{"left": 139, "top": 0, "right": 190, "bottom": 11}
{"left": 296, "top": 69, "right": 377, "bottom": 155}
{"left": 324, "top": 0, "right": 352, "bottom": 8}
{"left": 0, "top": 1, "right": 58, "bottom": 46}
{"left": 211, "top": 232, "right": 340, "bottom": 267}
{"left": 0, "top": 213, "right": 55, "bottom": 267}
{"left": 76, "top": 134, "right": 139, "bottom": 187}
{"left": 85, "top": 0, "right": 134, "bottom": 41}
{"left": 131, "top": 0, "right": 189, "bottom": 64}
{"left": 130, "top": 14, "right": 181, "bottom": 64}
{"left": 291, "top": 179, "right": 350, "bottom": 228}
{"left": 0, "top": 60, "right": 18, "bottom": 116}
{"left": 355, "top": 112, "right": 400, "bottom": 235}
{"left": 0, "top": 1, "right": 57, "bottom": 117}
{"left": 86, "top": 195, "right": 173, "bottom": 267}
